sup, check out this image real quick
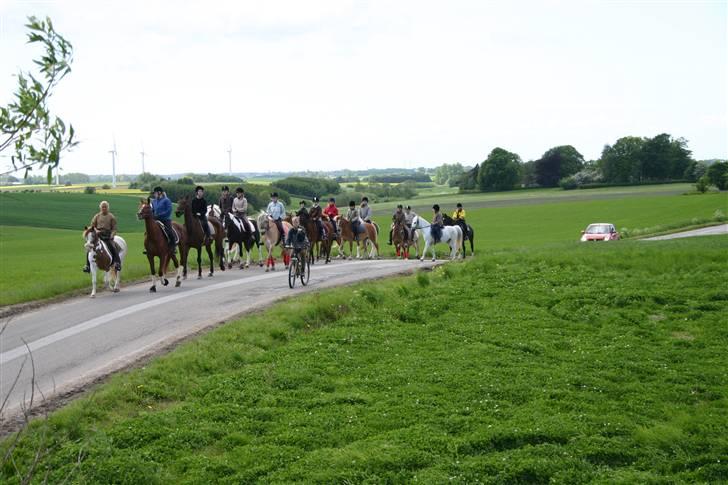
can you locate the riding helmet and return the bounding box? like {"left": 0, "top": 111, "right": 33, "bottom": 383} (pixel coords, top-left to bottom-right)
{"left": 195, "top": 185, "right": 204, "bottom": 192}
{"left": 433, "top": 204, "right": 440, "bottom": 211}
{"left": 153, "top": 186, "right": 164, "bottom": 193}
{"left": 222, "top": 185, "right": 229, "bottom": 192}
{"left": 349, "top": 200, "right": 356, "bottom": 207}
{"left": 405, "top": 205, "right": 411, "bottom": 210}
{"left": 271, "top": 192, "right": 279, "bottom": 198}
{"left": 312, "top": 196, "right": 319, "bottom": 202}
{"left": 397, "top": 204, "right": 403, "bottom": 209}
{"left": 236, "top": 187, "right": 244, "bottom": 193}
{"left": 329, "top": 197, "right": 336, "bottom": 203}
{"left": 457, "top": 203, "right": 462, "bottom": 208}
{"left": 361, "top": 196, "right": 369, "bottom": 202}
{"left": 299, "top": 200, "right": 306, "bottom": 206}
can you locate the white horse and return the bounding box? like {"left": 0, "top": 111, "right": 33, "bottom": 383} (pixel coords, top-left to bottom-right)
{"left": 83, "top": 229, "right": 128, "bottom": 297}
{"left": 410, "top": 215, "right": 463, "bottom": 262}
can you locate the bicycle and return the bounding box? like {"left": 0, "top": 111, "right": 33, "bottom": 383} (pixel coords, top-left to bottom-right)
{"left": 286, "top": 245, "right": 310, "bottom": 288}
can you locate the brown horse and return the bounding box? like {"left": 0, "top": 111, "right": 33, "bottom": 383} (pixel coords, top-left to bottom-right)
{"left": 137, "top": 199, "right": 187, "bottom": 292}
{"left": 392, "top": 220, "right": 411, "bottom": 259}
{"left": 298, "top": 212, "right": 335, "bottom": 264}
{"left": 335, "top": 216, "right": 379, "bottom": 259}
{"left": 176, "top": 196, "right": 225, "bottom": 279}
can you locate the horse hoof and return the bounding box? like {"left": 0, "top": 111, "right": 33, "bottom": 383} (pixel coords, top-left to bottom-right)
{"left": 113, "top": 288, "right": 120, "bottom": 293}
{"left": 149, "top": 286, "right": 156, "bottom": 293}
{"left": 175, "top": 280, "right": 181, "bottom": 287}
{"left": 208, "top": 272, "right": 213, "bottom": 277}
{"left": 183, "top": 275, "right": 188, "bottom": 280}
{"left": 228, "top": 263, "right": 233, "bottom": 269}
{"left": 419, "top": 258, "right": 424, "bottom": 262}
{"left": 197, "top": 275, "right": 202, "bottom": 280}
{"left": 432, "top": 258, "right": 436, "bottom": 262}
{"left": 90, "top": 294, "right": 95, "bottom": 298}
{"left": 265, "top": 267, "right": 270, "bottom": 272}
{"left": 163, "top": 278, "right": 170, "bottom": 286}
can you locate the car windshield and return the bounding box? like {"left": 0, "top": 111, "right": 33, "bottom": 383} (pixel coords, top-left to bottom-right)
{"left": 586, "top": 224, "right": 611, "bottom": 234}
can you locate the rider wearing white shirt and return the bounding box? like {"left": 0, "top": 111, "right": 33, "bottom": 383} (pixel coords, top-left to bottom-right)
{"left": 266, "top": 192, "right": 286, "bottom": 242}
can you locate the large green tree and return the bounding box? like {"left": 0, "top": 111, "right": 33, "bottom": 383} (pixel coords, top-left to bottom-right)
{"left": 640, "top": 133, "right": 692, "bottom": 181}
{"left": 706, "top": 161, "right": 728, "bottom": 190}
{"left": 477, "top": 147, "right": 521, "bottom": 191}
{"left": 599, "top": 136, "right": 646, "bottom": 183}
{"left": 534, "top": 145, "right": 584, "bottom": 187}
{"left": 0, "top": 16, "right": 76, "bottom": 181}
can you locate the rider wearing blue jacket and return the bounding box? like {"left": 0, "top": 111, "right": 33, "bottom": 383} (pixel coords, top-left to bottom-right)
{"left": 151, "top": 187, "right": 175, "bottom": 248}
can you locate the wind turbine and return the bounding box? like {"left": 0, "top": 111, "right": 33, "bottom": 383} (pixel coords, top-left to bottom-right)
{"left": 227, "top": 145, "right": 232, "bottom": 176}
{"left": 109, "top": 138, "right": 117, "bottom": 188}
{"left": 140, "top": 143, "right": 146, "bottom": 174}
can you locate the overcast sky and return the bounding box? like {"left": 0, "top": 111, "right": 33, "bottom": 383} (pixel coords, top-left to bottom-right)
{"left": 1, "top": 0, "right": 726, "bottom": 176}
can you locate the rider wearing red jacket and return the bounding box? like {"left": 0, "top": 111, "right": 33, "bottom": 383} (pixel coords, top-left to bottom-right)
{"left": 323, "top": 197, "right": 339, "bottom": 235}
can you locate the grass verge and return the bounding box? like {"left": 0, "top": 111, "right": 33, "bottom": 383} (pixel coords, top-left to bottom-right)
{"left": 2, "top": 236, "right": 727, "bottom": 483}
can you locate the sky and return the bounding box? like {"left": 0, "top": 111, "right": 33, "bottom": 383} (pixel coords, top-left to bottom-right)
{"left": 0, "top": 0, "right": 726, "bottom": 176}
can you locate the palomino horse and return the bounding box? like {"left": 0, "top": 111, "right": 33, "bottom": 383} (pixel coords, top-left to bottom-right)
{"left": 224, "top": 213, "right": 263, "bottom": 269}
{"left": 257, "top": 211, "right": 292, "bottom": 272}
{"left": 411, "top": 215, "right": 463, "bottom": 262}
{"left": 137, "top": 199, "right": 187, "bottom": 292}
{"left": 83, "top": 228, "right": 127, "bottom": 297}
{"left": 392, "top": 220, "right": 411, "bottom": 259}
{"left": 176, "top": 196, "right": 225, "bottom": 279}
{"left": 335, "top": 216, "right": 379, "bottom": 260}
{"left": 443, "top": 214, "right": 475, "bottom": 256}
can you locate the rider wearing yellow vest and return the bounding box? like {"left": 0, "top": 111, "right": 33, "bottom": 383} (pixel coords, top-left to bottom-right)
{"left": 452, "top": 203, "right": 466, "bottom": 221}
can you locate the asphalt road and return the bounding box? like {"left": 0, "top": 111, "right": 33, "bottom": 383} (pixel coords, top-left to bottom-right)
{"left": 0, "top": 257, "right": 439, "bottom": 420}
{"left": 643, "top": 224, "right": 728, "bottom": 240}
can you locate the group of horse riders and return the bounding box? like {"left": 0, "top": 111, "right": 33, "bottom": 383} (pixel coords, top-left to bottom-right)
{"left": 83, "top": 184, "right": 470, "bottom": 272}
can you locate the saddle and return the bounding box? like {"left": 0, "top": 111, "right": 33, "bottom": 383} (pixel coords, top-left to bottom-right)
{"left": 199, "top": 219, "right": 216, "bottom": 237}
{"left": 156, "top": 221, "right": 179, "bottom": 245}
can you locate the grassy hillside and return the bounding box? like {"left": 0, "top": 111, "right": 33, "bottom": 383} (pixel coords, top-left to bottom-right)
{"left": 0, "top": 192, "right": 147, "bottom": 232}
{"left": 3, "top": 237, "right": 726, "bottom": 483}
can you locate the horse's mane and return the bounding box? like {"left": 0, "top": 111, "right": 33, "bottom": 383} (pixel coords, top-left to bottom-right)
{"left": 256, "top": 211, "right": 268, "bottom": 226}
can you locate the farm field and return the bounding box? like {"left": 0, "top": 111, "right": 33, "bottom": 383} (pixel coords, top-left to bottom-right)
{"left": 0, "top": 189, "right": 725, "bottom": 305}
{"left": 2, "top": 236, "right": 726, "bottom": 482}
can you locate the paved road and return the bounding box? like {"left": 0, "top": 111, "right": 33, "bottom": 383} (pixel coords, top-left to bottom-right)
{"left": 643, "top": 224, "right": 728, "bottom": 240}
{"left": 0, "top": 258, "right": 439, "bottom": 419}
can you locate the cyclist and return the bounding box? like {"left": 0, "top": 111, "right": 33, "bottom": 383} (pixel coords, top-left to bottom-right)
{"left": 285, "top": 216, "right": 310, "bottom": 260}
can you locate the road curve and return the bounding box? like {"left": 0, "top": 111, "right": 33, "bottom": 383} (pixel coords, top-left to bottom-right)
{"left": 643, "top": 224, "right": 728, "bottom": 241}
{"left": 0, "top": 257, "right": 440, "bottom": 420}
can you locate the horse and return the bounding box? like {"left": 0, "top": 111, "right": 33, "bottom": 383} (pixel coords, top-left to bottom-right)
{"left": 83, "top": 227, "right": 127, "bottom": 297}
{"left": 443, "top": 214, "right": 474, "bottom": 256}
{"left": 257, "top": 211, "right": 293, "bottom": 272}
{"left": 392, "top": 220, "right": 411, "bottom": 259}
{"left": 224, "top": 213, "right": 264, "bottom": 269}
{"left": 299, "top": 211, "right": 334, "bottom": 264}
{"left": 137, "top": 199, "right": 187, "bottom": 292}
{"left": 335, "top": 216, "right": 379, "bottom": 260}
{"left": 176, "top": 196, "right": 225, "bottom": 279}
{"left": 410, "top": 214, "right": 463, "bottom": 261}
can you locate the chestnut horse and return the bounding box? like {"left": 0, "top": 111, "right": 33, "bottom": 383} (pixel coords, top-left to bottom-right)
{"left": 392, "top": 220, "right": 411, "bottom": 259}
{"left": 83, "top": 227, "right": 127, "bottom": 297}
{"left": 137, "top": 199, "right": 187, "bottom": 292}
{"left": 257, "top": 211, "right": 292, "bottom": 272}
{"left": 176, "top": 196, "right": 225, "bottom": 279}
{"left": 335, "top": 216, "right": 379, "bottom": 259}
{"left": 298, "top": 211, "right": 334, "bottom": 264}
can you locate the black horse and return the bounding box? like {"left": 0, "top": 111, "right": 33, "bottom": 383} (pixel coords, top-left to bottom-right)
{"left": 443, "top": 214, "right": 474, "bottom": 256}
{"left": 224, "top": 213, "right": 263, "bottom": 268}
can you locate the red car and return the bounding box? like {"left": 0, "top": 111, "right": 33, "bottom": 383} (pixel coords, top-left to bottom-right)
{"left": 580, "top": 223, "right": 620, "bottom": 242}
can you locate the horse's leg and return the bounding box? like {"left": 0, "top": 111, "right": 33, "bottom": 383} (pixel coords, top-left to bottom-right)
{"left": 170, "top": 252, "right": 182, "bottom": 287}
{"left": 90, "top": 261, "right": 97, "bottom": 297}
{"left": 217, "top": 237, "right": 225, "bottom": 271}
{"left": 160, "top": 254, "right": 171, "bottom": 286}
{"left": 147, "top": 254, "right": 157, "bottom": 292}
{"left": 205, "top": 242, "right": 215, "bottom": 277}
{"left": 420, "top": 239, "right": 430, "bottom": 262}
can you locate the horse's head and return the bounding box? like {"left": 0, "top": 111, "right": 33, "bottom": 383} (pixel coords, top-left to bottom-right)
{"left": 137, "top": 198, "right": 153, "bottom": 220}
{"left": 175, "top": 195, "right": 189, "bottom": 218}
{"left": 83, "top": 226, "right": 97, "bottom": 250}
{"left": 256, "top": 211, "right": 269, "bottom": 231}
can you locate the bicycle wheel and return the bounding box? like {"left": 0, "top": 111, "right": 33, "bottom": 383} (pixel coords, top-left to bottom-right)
{"left": 288, "top": 257, "right": 297, "bottom": 288}
{"left": 301, "top": 255, "right": 310, "bottom": 286}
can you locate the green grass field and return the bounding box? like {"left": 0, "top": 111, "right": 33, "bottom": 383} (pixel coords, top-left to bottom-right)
{"left": 3, "top": 236, "right": 726, "bottom": 482}
{"left": 0, "top": 189, "right": 724, "bottom": 305}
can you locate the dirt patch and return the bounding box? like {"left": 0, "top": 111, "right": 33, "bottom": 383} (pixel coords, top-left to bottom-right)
{"left": 671, "top": 332, "right": 694, "bottom": 341}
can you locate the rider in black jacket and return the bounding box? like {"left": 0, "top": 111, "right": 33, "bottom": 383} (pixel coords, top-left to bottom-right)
{"left": 192, "top": 186, "right": 212, "bottom": 242}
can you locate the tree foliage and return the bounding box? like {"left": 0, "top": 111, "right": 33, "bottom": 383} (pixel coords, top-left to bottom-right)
{"left": 535, "top": 145, "right": 584, "bottom": 187}
{"left": 0, "top": 16, "right": 77, "bottom": 181}
{"left": 433, "top": 163, "right": 465, "bottom": 186}
{"left": 477, "top": 148, "right": 521, "bottom": 192}
{"left": 706, "top": 161, "right": 728, "bottom": 190}
{"left": 271, "top": 177, "right": 340, "bottom": 198}
{"left": 599, "top": 134, "right": 692, "bottom": 184}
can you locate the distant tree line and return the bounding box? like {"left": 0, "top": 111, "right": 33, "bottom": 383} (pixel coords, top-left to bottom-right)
{"left": 451, "top": 133, "right": 723, "bottom": 192}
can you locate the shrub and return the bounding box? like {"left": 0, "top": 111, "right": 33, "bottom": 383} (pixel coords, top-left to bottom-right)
{"left": 83, "top": 186, "right": 96, "bottom": 194}
{"left": 272, "top": 177, "right": 340, "bottom": 198}
{"left": 695, "top": 176, "right": 710, "bottom": 193}
{"left": 101, "top": 184, "right": 111, "bottom": 190}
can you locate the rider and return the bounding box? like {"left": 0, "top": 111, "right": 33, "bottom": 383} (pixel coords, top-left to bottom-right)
{"left": 346, "top": 200, "right": 361, "bottom": 241}
{"left": 359, "top": 196, "right": 372, "bottom": 224}
{"left": 151, "top": 186, "right": 176, "bottom": 249}
{"left": 388, "top": 204, "right": 407, "bottom": 245}
{"left": 309, "top": 196, "right": 326, "bottom": 240}
{"left": 404, "top": 205, "right": 417, "bottom": 242}
{"left": 232, "top": 187, "right": 251, "bottom": 234}
{"left": 192, "top": 185, "right": 212, "bottom": 243}
{"left": 285, "top": 216, "right": 309, "bottom": 259}
{"left": 452, "top": 202, "right": 467, "bottom": 234}
{"left": 83, "top": 200, "right": 120, "bottom": 272}
{"left": 323, "top": 197, "right": 339, "bottom": 236}
{"left": 296, "top": 200, "right": 308, "bottom": 219}
{"left": 431, "top": 204, "right": 444, "bottom": 243}
{"left": 266, "top": 192, "right": 286, "bottom": 243}
{"left": 218, "top": 185, "right": 234, "bottom": 222}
